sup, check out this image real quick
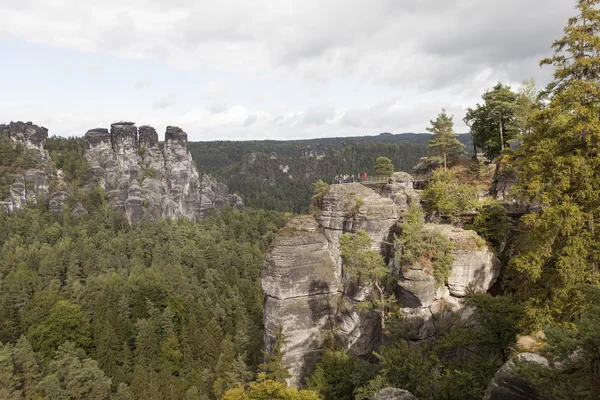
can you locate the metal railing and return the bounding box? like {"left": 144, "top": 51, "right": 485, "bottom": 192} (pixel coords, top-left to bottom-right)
{"left": 331, "top": 173, "right": 431, "bottom": 185}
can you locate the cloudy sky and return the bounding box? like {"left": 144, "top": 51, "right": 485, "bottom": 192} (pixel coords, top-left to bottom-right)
{"left": 0, "top": 0, "right": 575, "bottom": 141}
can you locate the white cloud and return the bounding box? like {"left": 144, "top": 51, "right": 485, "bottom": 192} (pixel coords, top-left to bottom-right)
{"left": 0, "top": 0, "right": 577, "bottom": 140}
{"left": 205, "top": 81, "right": 225, "bottom": 99}
{"left": 152, "top": 94, "right": 177, "bottom": 109}
{"left": 133, "top": 79, "right": 152, "bottom": 89}
{"left": 0, "top": 0, "right": 573, "bottom": 92}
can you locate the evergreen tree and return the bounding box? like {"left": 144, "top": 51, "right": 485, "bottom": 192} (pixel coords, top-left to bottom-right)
{"left": 13, "top": 335, "right": 40, "bottom": 400}
{"left": 259, "top": 324, "right": 291, "bottom": 383}
{"left": 222, "top": 373, "right": 320, "bottom": 400}
{"left": 464, "top": 83, "right": 519, "bottom": 158}
{"left": 514, "top": 0, "right": 600, "bottom": 326}
{"left": 374, "top": 157, "right": 394, "bottom": 176}
{"left": 36, "top": 341, "right": 111, "bottom": 400}
{"left": 426, "top": 109, "right": 465, "bottom": 170}
{"left": 28, "top": 300, "right": 92, "bottom": 360}
{"left": 483, "top": 83, "right": 519, "bottom": 152}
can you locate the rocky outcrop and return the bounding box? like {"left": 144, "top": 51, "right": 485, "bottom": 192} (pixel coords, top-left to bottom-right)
{"left": 299, "top": 144, "right": 325, "bottom": 159}
{"left": 371, "top": 388, "right": 418, "bottom": 400}
{"left": 379, "top": 172, "right": 420, "bottom": 210}
{"left": 1, "top": 120, "right": 242, "bottom": 220}
{"left": 263, "top": 179, "right": 500, "bottom": 385}
{"left": 264, "top": 183, "right": 399, "bottom": 386}
{"left": 427, "top": 224, "right": 500, "bottom": 297}
{"left": 490, "top": 160, "right": 518, "bottom": 203}
{"left": 84, "top": 122, "right": 242, "bottom": 221}
{"left": 0, "top": 122, "right": 51, "bottom": 212}
{"left": 484, "top": 353, "right": 548, "bottom": 400}
{"left": 0, "top": 121, "right": 48, "bottom": 151}
{"left": 396, "top": 224, "right": 499, "bottom": 340}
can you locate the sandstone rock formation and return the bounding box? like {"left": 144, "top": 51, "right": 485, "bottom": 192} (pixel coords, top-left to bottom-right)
{"left": 371, "top": 387, "right": 418, "bottom": 400}
{"left": 484, "top": 352, "right": 548, "bottom": 400}
{"left": 83, "top": 122, "right": 243, "bottom": 221}
{"left": 1, "top": 120, "right": 242, "bottom": 220}
{"left": 0, "top": 122, "right": 51, "bottom": 212}
{"left": 263, "top": 179, "right": 500, "bottom": 385}
{"left": 379, "top": 172, "right": 420, "bottom": 209}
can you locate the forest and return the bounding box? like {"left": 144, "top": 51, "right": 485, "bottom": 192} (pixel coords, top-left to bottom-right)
{"left": 1, "top": 0, "right": 600, "bottom": 399}
{"left": 188, "top": 135, "right": 471, "bottom": 214}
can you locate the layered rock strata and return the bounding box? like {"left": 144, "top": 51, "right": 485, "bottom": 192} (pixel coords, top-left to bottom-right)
{"left": 263, "top": 179, "right": 500, "bottom": 385}
{"left": 0, "top": 122, "right": 51, "bottom": 212}
{"left": 1, "top": 120, "right": 242, "bottom": 220}
{"left": 84, "top": 122, "right": 242, "bottom": 221}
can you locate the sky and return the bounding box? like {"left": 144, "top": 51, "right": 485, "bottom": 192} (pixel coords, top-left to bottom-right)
{"left": 0, "top": 0, "right": 575, "bottom": 141}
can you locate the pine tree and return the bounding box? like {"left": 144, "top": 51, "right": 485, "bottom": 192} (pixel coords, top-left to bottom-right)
{"left": 514, "top": 0, "right": 600, "bottom": 326}
{"left": 482, "top": 83, "right": 519, "bottom": 152}
{"left": 464, "top": 83, "right": 519, "bottom": 159}
{"left": 374, "top": 157, "right": 394, "bottom": 176}
{"left": 259, "top": 324, "right": 291, "bottom": 383}
{"left": 426, "top": 109, "right": 465, "bottom": 170}
{"left": 13, "top": 335, "right": 40, "bottom": 400}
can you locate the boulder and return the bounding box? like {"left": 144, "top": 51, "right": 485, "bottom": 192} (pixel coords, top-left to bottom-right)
{"left": 371, "top": 387, "right": 418, "bottom": 400}
{"left": 484, "top": 353, "right": 548, "bottom": 400}
{"left": 380, "top": 173, "right": 420, "bottom": 210}
{"left": 398, "top": 263, "right": 437, "bottom": 307}
{"left": 424, "top": 224, "right": 500, "bottom": 297}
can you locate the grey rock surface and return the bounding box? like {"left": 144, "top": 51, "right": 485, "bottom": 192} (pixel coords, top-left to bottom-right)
{"left": 0, "top": 122, "right": 51, "bottom": 212}
{"left": 380, "top": 172, "right": 420, "bottom": 210}
{"left": 484, "top": 353, "right": 548, "bottom": 400}
{"left": 263, "top": 183, "right": 500, "bottom": 385}
{"left": 1, "top": 120, "right": 241, "bottom": 220}
{"left": 264, "top": 184, "right": 400, "bottom": 386}
{"left": 425, "top": 224, "right": 500, "bottom": 297}
{"left": 84, "top": 122, "right": 242, "bottom": 221}
{"left": 371, "top": 387, "right": 418, "bottom": 400}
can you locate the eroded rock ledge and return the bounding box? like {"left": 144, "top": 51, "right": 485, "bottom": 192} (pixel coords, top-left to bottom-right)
{"left": 262, "top": 175, "right": 500, "bottom": 386}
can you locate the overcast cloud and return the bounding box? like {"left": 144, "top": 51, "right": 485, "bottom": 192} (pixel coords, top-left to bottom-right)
{"left": 0, "top": 0, "right": 575, "bottom": 140}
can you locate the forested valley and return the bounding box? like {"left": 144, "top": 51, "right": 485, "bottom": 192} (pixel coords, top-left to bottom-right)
{"left": 1, "top": 1, "right": 600, "bottom": 399}
{"left": 188, "top": 135, "right": 471, "bottom": 214}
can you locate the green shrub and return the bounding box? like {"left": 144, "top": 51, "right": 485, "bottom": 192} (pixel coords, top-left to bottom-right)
{"left": 397, "top": 205, "right": 455, "bottom": 286}
{"left": 422, "top": 169, "right": 478, "bottom": 221}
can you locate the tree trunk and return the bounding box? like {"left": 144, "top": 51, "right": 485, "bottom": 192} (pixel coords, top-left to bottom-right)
{"left": 499, "top": 110, "right": 505, "bottom": 151}
{"left": 374, "top": 281, "right": 386, "bottom": 331}
{"left": 443, "top": 153, "right": 447, "bottom": 171}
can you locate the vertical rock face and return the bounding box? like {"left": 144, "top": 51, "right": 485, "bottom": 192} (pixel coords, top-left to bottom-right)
{"left": 0, "top": 122, "right": 51, "bottom": 212}
{"left": 1, "top": 120, "right": 242, "bottom": 220}
{"left": 264, "top": 183, "right": 400, "bottom": 386}
{"left": 84, "top": 122, "right": 242, "bottom": 221}
{"left": 263, "top": 180, "right": 501, "bottom": 386}
{"left": 0, "top": 121, "right": 49, "bottom": 151}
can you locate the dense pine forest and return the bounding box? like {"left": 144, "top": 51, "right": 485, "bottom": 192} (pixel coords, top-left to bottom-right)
{"left": 0, "top": 202, "right": 290, "bottom": 399}
{"left": 188, "top": 135, "right": 471, "bottom": 214}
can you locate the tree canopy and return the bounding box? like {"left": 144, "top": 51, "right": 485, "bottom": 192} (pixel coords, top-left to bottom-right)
{"left": 513, "top": 0, "right": 600, "bottom": 327}
{"left": 374, "top": 157, "right": 394, "bottom": 176}
{"left": 426, "top": 109, "right": 465, "bottom": 170}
